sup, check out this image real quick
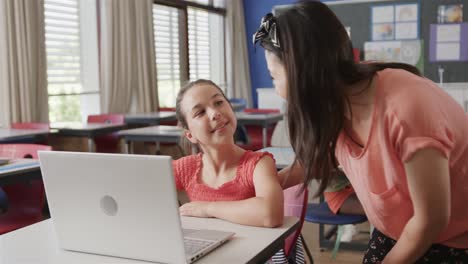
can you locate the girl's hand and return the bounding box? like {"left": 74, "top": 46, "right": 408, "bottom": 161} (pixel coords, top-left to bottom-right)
{"left": 179, "top": 201, "right": 211, "bottom": 218}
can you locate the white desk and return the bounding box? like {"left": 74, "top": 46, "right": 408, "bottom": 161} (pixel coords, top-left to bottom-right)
{"left": 0, "top": 128, "right": 50, "bottom": 144}
{"left": 52, "top": 123, "right": 126, "bottom": 152}
{"left": 261, "top": 147, "right": 295, "bottom": 169}
{"left": 0, "top": 216, "right": 299, "bottom": 264}
{"left": 124, "top": 112, "right": 177, "bottom": 126}
{"left": 118, "top": 125, "right": 183, "bottom": 154}
{"left": 236, "top": 112, "right": 284, "bottom": 148}
{"left": 0, "top": 159, "right": 41, "bottom": 186}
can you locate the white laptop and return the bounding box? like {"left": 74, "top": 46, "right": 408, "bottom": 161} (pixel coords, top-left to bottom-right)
{"left": 38, "top": 151, "right": 235, "bottom": 263}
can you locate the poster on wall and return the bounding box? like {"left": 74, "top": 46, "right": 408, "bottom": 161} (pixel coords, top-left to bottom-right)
{"left": 395, "top": 4, "right": 418, "bottom": 21}
{"left": 430, "top": 23, "right": 468, "bottom": 62}
{"left": 395, "top": 22, "right": 418, "bottom": 39}
{"left": 437, "top": 5, "right": 463, "bottom": 23}
{"left": 372, "top": 24, "right": 394, "bottom": 40}
{"left": 395, "top": 4, "right": 418, "bottom": 39}
{"left": 371, "top": 3, "right": 419, "bottom": 41}
{"left": 372, "top": 5, "right": 394, "bottom": 23}
{"left": 364, "top": 40, "right": 423, "bottom": 71}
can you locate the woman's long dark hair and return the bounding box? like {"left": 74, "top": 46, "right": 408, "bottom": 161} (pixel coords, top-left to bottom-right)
{"left": 259, "top": 1, "right": 421, "bottom": 197}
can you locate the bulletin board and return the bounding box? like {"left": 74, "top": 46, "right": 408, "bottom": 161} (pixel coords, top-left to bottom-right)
{"left": 325, "top": 0, "right": 468, "bottom": 83}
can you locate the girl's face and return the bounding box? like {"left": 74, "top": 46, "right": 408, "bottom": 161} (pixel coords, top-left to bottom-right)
{"left": 181, "top": 84, "right": 237, "bottom": 146}
{"left": 265, "top": 50, "right": 288, "bottom": 99}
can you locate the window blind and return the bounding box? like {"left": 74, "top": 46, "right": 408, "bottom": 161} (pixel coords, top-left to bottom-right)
{"left": 188, "top": 7, "right": 211, "bottom": 80}
{"left": 44, "top": 0, "right": 81, "bottom": 92}
{"left": 153, "top": 4, "right": 181, "bottom": 107}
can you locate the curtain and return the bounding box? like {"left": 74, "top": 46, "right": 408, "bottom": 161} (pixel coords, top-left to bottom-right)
{"left": 0, "top": 0, "right": 49, "bottom": 127}
{"left": 99, "top": 0, "right": 158, "bottom": 113}
{"left": 225, "top": 0, "right": 253, "bottom": 107}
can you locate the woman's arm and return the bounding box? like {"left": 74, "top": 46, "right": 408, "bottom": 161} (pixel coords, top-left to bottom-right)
{"left": 383, "top": 148, "right": 451, "bottom": 263}
{"left": 179, "top": 156, "right": 284, "bottom": 227}
{"left": 278, "top": 162, "right": 304, "bottom": 189}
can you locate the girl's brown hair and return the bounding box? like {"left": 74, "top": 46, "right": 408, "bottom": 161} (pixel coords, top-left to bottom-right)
{"left": 258, "top": 0, "right": 421, "bottom": 197}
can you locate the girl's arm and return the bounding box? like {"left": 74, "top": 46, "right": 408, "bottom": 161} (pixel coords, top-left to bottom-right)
{"left": 383, "top": 148, "right": 451, "bottom": 263}
{"left": 278, "top": 162, "right": 304, "bottom": 189}
{"left": 179, "top": 156, "right": 284, "bottom": 227}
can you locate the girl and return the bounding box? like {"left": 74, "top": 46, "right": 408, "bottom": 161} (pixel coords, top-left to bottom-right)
{"left": 253, "top": 1, "right": 468, "bottom": 263}
{"left": 173, "top": 79, "right": 284, "bottom": 228}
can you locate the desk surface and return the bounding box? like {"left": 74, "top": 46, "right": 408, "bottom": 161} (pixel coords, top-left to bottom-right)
{"left": 0, "top": 159, "right": 41, "bottom": 186}
{"left": 235, "top": 112, "right": 283, "bottom": 120}
{"left": 52, "top": 123, "right": 125, "bottom": 132}
{"left": 261, "top": 147, "right": 295, "bottom": 169}
{"left": 118, "top": 125, "right": 182, "bottom": 137}
{"left": 52, "top": 123, "right": 126, "bottom": 137}
{"left": 124, "top": 112, "right": 177, "bottom": 125}
{"left": 0, "top": 128, "right": 50, "bottom": 143}
{"left": 0, "top": 216, "right": 299, "bottom": 264}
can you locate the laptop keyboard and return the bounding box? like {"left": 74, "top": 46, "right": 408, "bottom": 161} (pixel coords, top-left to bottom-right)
{"left": 184, "top": 238, "right": 215, "bottom": 256}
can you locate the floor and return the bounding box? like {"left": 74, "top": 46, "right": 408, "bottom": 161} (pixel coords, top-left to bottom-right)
{"left": 301, "top": 221, "right": 369, "bottom": 264}
{"left": 302, "top": 181, "right": 368, "bottom": 264}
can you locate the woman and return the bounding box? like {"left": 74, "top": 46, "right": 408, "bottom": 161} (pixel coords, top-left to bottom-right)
{"left": 253, "top": 1, "right": 468, "bottom": 263}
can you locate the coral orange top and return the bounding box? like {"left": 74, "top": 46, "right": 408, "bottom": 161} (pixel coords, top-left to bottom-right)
{"left": 336, "top": 69, "right": 468, "bottom": 248}
{"left": 173, "top": 151, "right": 273, "bottom": 202}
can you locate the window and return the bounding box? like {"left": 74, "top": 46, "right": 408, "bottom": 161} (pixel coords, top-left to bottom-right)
{"left": 188, "top": 8, "right": 210, "bottom": 80}
{"left": 44, "top": 0, "right": 99, "bottom": 125}
{"left": 153, "top": 4, "right": 182, "bottom": 108}
{"left": 152, "top": 1, "right": 226, "bottom": 108}
{"left": 44, "top": 0, "right": 81, "bottom": 123}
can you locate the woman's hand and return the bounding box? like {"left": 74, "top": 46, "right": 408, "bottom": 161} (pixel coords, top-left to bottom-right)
{"left": 179, "top": 201, "right": 212, "bottom": 218}
{"left": 278, "top": 162, "right": 304, "bottom": 189}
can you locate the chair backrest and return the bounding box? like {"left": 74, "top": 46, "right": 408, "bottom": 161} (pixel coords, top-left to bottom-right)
{"left": 158, "top": 107, "right": 176, "bottom": 112}
{"left": 283, "top": 184, "right": 309, "bottom": 256}
{"left": 0, "top": 144, "right": 52, "bottom": 159}
{"left": 86, "top": 114, "right": 125, "bottom": 153}
{"left": 244, "top": 108, "right": 280, "bottom": 114}
{"left": 158, "top": 107, "right": 178, "bottom": 126}
{"left": 87, "top": 114, "right": 124, "bottom": 124}
{"left": 11, "top": 122, "right": 50, "bottom": 130}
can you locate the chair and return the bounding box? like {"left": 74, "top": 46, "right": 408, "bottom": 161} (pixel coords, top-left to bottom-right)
{"left": 0, "top": 188, "right": 7, "bottom": 214}
{"left": 305, "top": 198, "right": 367, "bottom": 259}
{"left": 238, "top": 108, "right": 280, "bottom": 151}
{"left": 158, "top": 107, "right": 178, "bottom": 126}
{"left": 11, "top": 122, "right": 50, "bottom": 130}
{"left": 0, "top": 144, "right": 52, "bottom": 234}
{"left": 280, "top": 184, "right": 314, "bottom": 263}
{"left": 87, "top": 114, "right": 124, "bottom": 153}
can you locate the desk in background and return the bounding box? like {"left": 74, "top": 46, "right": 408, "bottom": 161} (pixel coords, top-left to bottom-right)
{"left": 52, "top": 123, "right": 126, "bottom": 152}
{"left": 0, "top": 128, "right": 50, "bottom": 144}
{"left": 118, "top": 125, "right": 183, "bottom": 154}
{"left": 0, "top": 159, "right": 41, "bottom": 186}
{"left": 124, "top": 111, "right": 177, "bottom": 126}
{"left": 0, "top": 216, "right": 299, "bottom": 264}
{"left": 236, "top": 112, "right": 283, "bottom": 148}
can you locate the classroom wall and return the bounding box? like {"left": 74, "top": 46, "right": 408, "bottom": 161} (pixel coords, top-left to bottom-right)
{"left": 243, "top": 0, "right": 294, "bottom": 108}
{"left": 243, "top": 0, "right": 342, "bottom": 107}
{"left": 244, "top": 0, "right": 468, "bottom": 107}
